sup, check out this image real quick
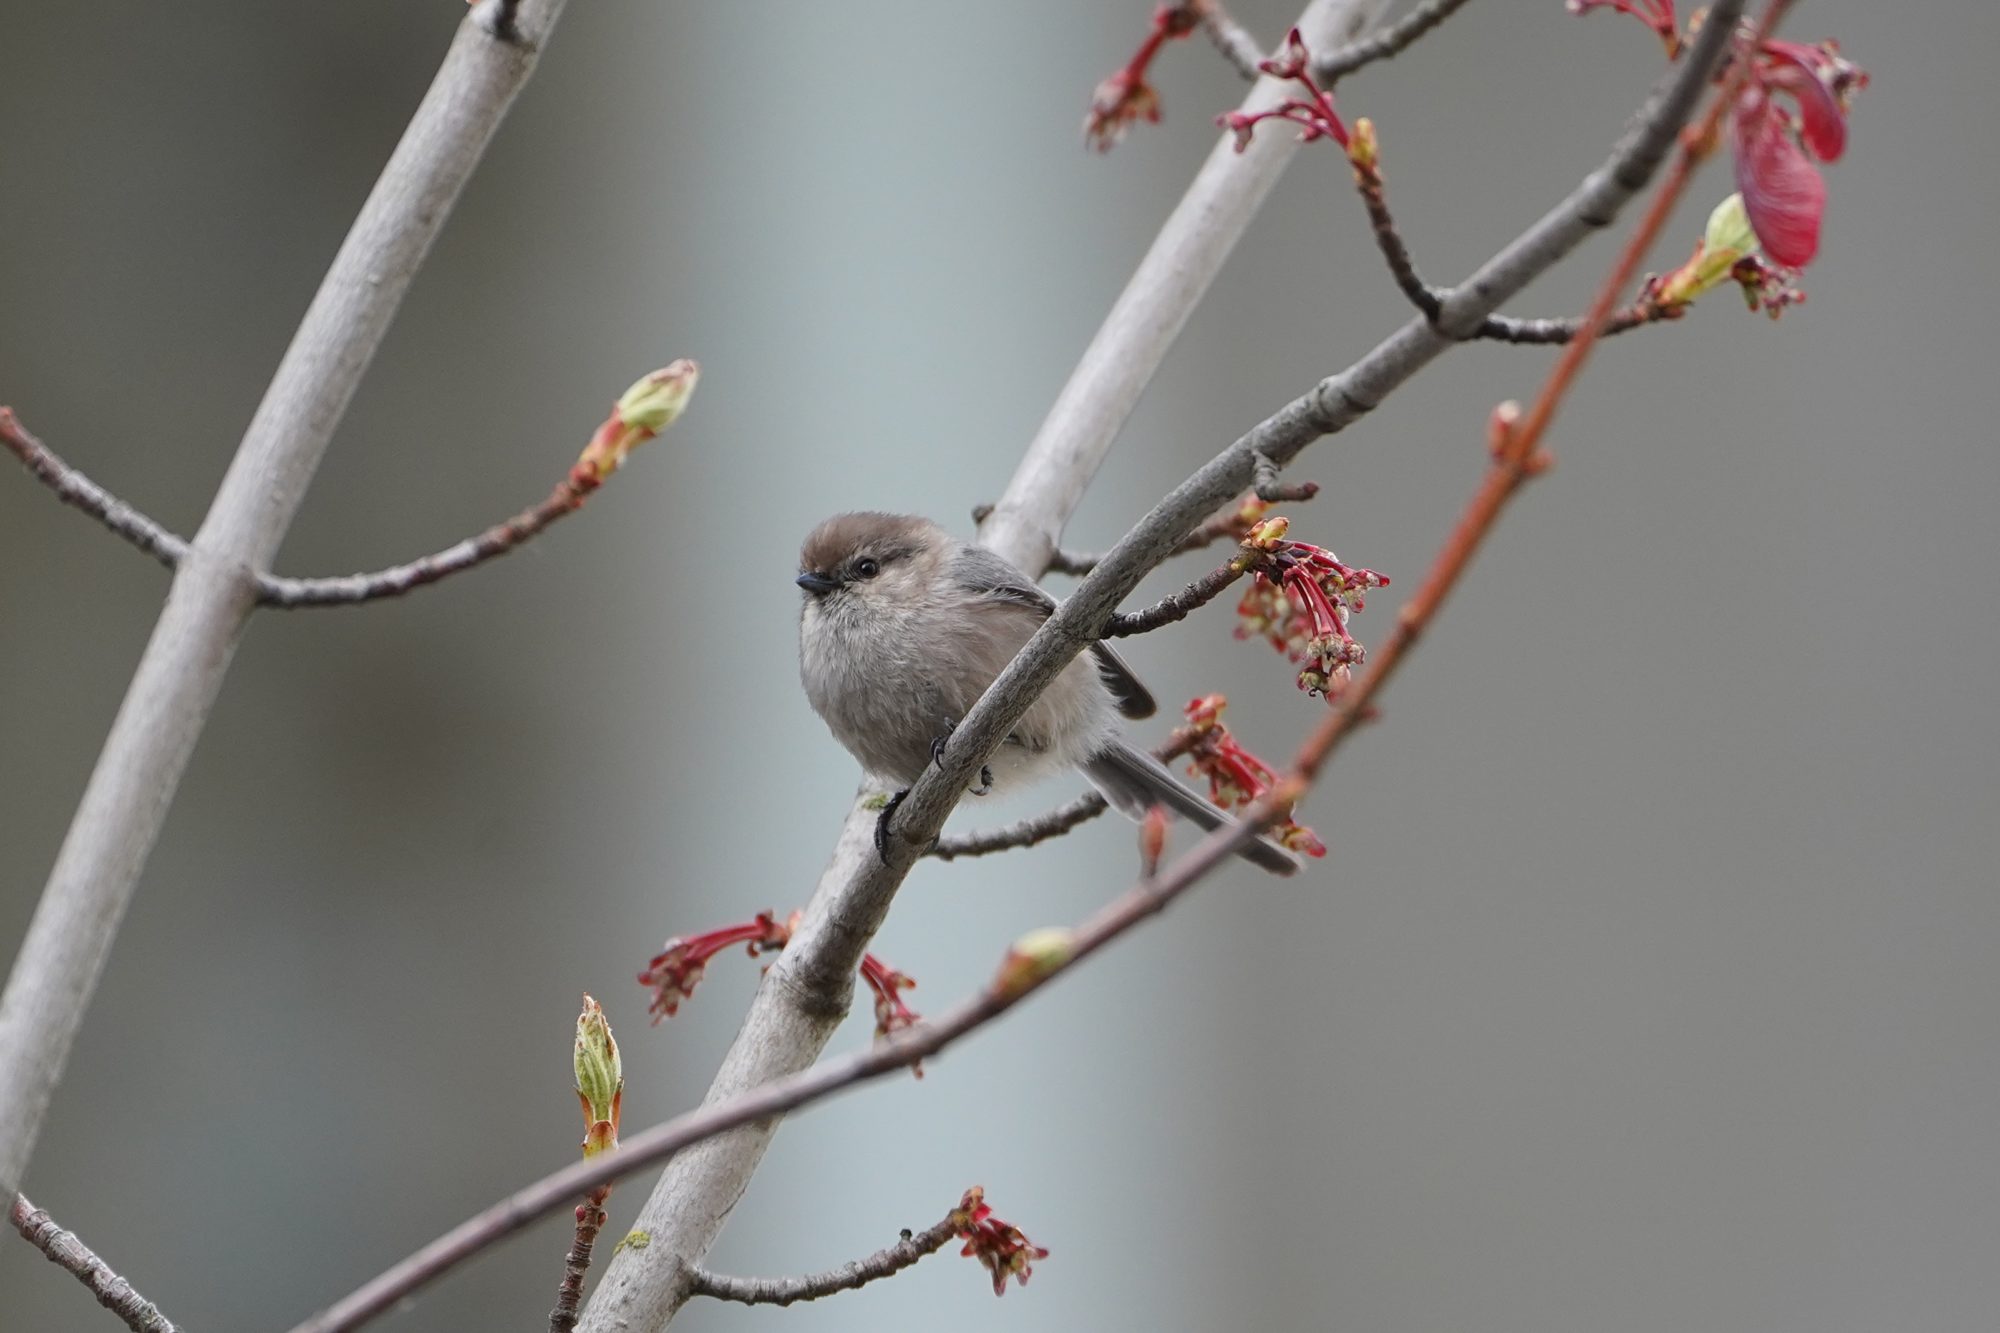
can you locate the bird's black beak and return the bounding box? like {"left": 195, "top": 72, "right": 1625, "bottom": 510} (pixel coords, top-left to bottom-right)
{"left": 795, "top": 571, "right": 841, "bottom": 596}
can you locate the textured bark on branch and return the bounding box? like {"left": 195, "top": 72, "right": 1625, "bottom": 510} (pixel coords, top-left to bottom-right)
{"left": 10, "top": 1195, "right": 180, "bottom": 1333}
{"left": 686, "top": 1208, "right": 962, "bottom": 1307}
{"left": 0, "top": 0, "right": 571, "bottom": 1201}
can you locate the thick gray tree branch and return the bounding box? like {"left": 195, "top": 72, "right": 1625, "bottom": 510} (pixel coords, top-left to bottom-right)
{"left": 0, "top": 0, "right": 570, "bottom": 1201}
{"left": 292, "top": 17, "right": 1746, "bottom": 1325}
{"left": 576, "top": 3, "right": 1393, "bottom": 1328}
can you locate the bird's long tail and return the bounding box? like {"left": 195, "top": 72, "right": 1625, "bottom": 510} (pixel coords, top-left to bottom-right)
{"left": 1082, "top": 740, "right": 1301, "bottom": 876}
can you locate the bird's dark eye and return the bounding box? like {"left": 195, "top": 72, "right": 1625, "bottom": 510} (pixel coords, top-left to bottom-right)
{"left": 853, "top": 558, "right": 880, "bottom": 579}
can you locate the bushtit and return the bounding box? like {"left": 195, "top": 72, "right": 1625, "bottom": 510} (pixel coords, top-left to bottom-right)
{"left": 796, "top": 512, "right": 1299, "bottom": 875}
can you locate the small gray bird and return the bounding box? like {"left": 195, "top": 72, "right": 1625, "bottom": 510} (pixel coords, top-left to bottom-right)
{"left": 795, "top": 512, "right": 1299, "bottom": 875}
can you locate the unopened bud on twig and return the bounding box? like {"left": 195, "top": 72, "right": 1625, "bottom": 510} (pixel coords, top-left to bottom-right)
{"left": 576, "top": 359, "right": 700, "bottom": 483}
{"left": 574, "top": 994, "right": 622, "bottom": 1159}
{"left": 993, "top": 928, "right": 1077, "bottom": 1000}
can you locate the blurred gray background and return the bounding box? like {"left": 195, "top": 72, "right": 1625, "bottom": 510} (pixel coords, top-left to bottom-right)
{"left": 3, "top": 2, "right": 1992, "bottom": 1330}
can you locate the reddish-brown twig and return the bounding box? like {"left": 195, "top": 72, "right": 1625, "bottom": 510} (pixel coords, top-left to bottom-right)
{"left": 10, "top": 1194, "right": 181, "bottom": 1333}
{"left": 259, "top": 475, "right": 603, "bottom": 608}
{"left": 547, "top": 1202, "right": 607, "bottom": 1333}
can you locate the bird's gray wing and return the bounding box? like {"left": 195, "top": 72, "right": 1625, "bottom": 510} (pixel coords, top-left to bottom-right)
{"left": 953, "top": 545, "right": 1157, "bottom": 720}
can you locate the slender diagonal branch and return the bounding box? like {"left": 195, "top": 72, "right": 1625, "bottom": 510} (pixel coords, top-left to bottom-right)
{"left": 297, "top": 13, "right": 1743, "bottom": 1329}
{"left": 1193, "top": 1, "right": 1266, "bottom": 78}
{"left": 2, "top": 410, "right": 189, "bottom": 571}
{"left": 0, "top": 0, "right": 572, "bottom": 1202}
{"left": 262, "top": 480, "right": 590, "bottom": 607}
{"left": 1102, "top": 558, "right": 1251, "bottom": 637}
{"left": 687, "top": 1208, "right": 962, "bottom": 1307}
{"left": 928, "top": 733, "right": 1199, "bottom": 861}
{"left": 10, "top": 1195, "right": 181, "bottom": 1333}
{"left": 1313, "top": 0, "right": 1476, "bottom": 83}
{"left": 7, "top": 362, "right": 692, "bottom": 612}
{"left": 928, "top": 789, "right": 1110, "bottom": 860}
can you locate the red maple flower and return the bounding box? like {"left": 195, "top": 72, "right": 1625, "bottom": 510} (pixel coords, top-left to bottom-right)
{"left": 1219, "top": 27, "right": 1351, "bottom": 152}
{"left": 637, "top": 910, "right": 793, "bottom": 1021}
{"left": 953, "top": 1187, "right": 1050, "bottom": 1296}
{"left": 858, "top": 951, "right": 924, "bottom": 1076}
{"left": 1233, "top": 517, "right": 1387, "bottom": 698}
{"left": 1085, "top": 3, "right": 1202, "bottom": 152}
{"left": 1176, "top": 695, "right": 1328, "bottom": 857}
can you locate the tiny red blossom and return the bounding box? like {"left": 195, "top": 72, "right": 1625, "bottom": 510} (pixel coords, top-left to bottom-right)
{"left": 1232, "top": 521, "right": 1387, "bottom": 698}
{"left": 954, "top": 1187, "right": 1050, "bottom": 1296}
{"left": 638, "top": 910, "right": 793, "bottom": 1022}
{"left": 1220, "top": 28, "right": 1350, "bottom": 152}
{"left": 1085, "top": 3, "right": 1201, "bottom": 152}
{"left": 858, "top": 951, "right": 924, "bottom": 1077}
{"left": 1176, "top": 695, "right": 1328, "bottom": 858}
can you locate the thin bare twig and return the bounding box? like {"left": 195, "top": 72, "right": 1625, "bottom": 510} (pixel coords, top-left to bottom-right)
{"left": 6, "top": 379, "right": 686, "bottom": 611}
{"left": 548, "top": 1201, "right": 607, "bottom": 1333}
{"left": 929, "top": 789, "right": 1110, "bottom": 860}
{"left": 282, "top": 14, "right": 1746, "bottom": 1329}
{"left": 1314, "top": 0, "right": 1476, "bottom": 83}
{"left": 0, "top": 427, "right": 599, "bottom": 608}
{"left": 928, "top": 734, "right": 1199, "bottom": 861}
{"left": 1193, "top": 0, "right": 1266, "bottom": 78}
{"left": 1038, "top": 484, "right": 1316, "bottom": 577}
{"left": 10, "top": 1195, "right": 180, "bottom": 1333}
{"left": 0, "top": 0, "right": 573, "bottom": 1203}
{"left": 1102, "top": 559, "right": 1251, "bottom": 637}
{"left": 260, "top": 476, "right": 593, "bottom": 608}
{"left": 687, "top": 1209, "right": 962, "bottom": 1307}
{"left": 1346, "top": 122, "right": 1675, "bottom": 344}
{"left": 1, "top": 410, "right": 189, "bottom": 571}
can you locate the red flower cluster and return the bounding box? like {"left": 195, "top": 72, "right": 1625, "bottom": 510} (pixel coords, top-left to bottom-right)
{"left": 640, "top": 912, "right": 925, "bottom": 1055}
{"left": 1085, "top": 3, "right": 1202, "bottom": 152}
{"left": 1176, "top": 695, "right": 1327, "bottom": 858}
{"left": 858, "top": 952, "right": 924, "bottom": 1077}
{"left": 1220, "top": 27, "right": 1351, "bottom": 152}
{"left": 953, "top": 1187, "right": 1050, "bottom": 1296}
{"left": 1233, "top": 517, "right": 1388, "bottom": 698}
